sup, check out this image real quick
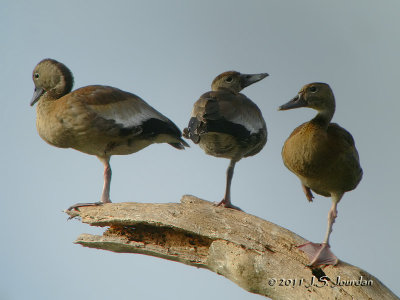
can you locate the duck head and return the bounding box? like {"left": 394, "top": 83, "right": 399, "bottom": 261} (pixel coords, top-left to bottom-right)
{"left": 211, "top": 71, "right": 268, "bottom": 93}
{"left": 30, "top": 58, "right": 74, "bottom": 106}
{"left": 279, "top": 82, "right": 335, "bottom": 114}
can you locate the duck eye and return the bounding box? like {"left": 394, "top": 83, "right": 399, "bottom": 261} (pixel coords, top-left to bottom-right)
{"left": 309, "top": 86, "right": 317, "bottom": 93}
{"left": 34, "top": 73, "right": 40, "bottom": 79}
{"left": 225, "top": 77, "right": 233, "bottom": 83}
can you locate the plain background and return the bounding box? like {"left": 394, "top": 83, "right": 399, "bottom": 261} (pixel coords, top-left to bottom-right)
{"left": 1, "top": 1, "right": 399, "bottom": 299}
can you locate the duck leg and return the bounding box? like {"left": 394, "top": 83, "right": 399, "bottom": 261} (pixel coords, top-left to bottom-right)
{"left": 217, "top": 160, "right": 242, "bottom": 210}
{"left": 298, "top": 193, "right": 343, "bottom": 267}
{"left": 302, "top": 184, "right": 314, "bottom": 202}
{"left": 67, "top": 156, "right": 112, "bottom": 211}
{"left": 99, "top": 156, "right": 112, "bottom": 204}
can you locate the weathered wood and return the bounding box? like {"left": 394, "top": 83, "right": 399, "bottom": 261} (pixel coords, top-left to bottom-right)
{"left": 66, "top": 195, "right": 398, "bottom": 300}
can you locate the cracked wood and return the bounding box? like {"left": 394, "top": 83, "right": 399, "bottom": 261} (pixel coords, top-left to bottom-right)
{"left": 66, "top": 195, "right": 399, "bottom": 300}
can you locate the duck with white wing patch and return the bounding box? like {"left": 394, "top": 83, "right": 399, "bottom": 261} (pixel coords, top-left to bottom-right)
{"left": 30, "top": 58, "right": 189, "bottom": 210}
{"left": 183, "top": 71, "right": 268, "bottom": 210}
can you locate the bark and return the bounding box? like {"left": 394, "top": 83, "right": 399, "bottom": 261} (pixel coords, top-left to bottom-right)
{"left": 65, "top": 195, "right": 398, "bottom": 300}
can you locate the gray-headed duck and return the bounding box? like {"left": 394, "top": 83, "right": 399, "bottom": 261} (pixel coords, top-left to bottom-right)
{"left": 183, "top": 71, "right": 268, "bottom": 210}
{"left": 279, "top": 82, "right": 362, "bottom": 267}
{"left": 31, "top": 58, "right": 188, "bottom": 210}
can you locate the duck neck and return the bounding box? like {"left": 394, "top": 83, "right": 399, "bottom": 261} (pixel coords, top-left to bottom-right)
{"left": 312, "top": 107, "right": 335, "bottom": 129}
{"left": 37, "top": 93, "right": 58, "bottom": 112}
{"left": 214, "top": 86, "right": 237, "bottom": 95}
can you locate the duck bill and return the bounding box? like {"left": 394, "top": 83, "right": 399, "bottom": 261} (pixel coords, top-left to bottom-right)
{"left": 279, "top": 93, "right": 307, "bottom": 111}
{"left": 30, "top": 87, "right": 44, "bottom": 106}
{"left": 240, "top": 73, "right": 269, "bottom": 88}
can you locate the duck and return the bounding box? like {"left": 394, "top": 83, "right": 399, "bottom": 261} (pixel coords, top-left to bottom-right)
{"left": 30, "top": 58, "right": 189, "bottom": 210}
{"left": 279, "top": 82, "right": 363, "bottom": 267}
{"left": 183, "top": 71, "right": 268, "bottom": 210}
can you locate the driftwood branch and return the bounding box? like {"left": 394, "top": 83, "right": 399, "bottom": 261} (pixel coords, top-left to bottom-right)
{"left": 66, "top": 195, "right": 398, "bottom": 300}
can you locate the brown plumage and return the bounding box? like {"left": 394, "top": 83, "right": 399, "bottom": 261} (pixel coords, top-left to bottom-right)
{"left": 184, "top": 71, "right": 268, "bottom": 209}
{"left": 279, "top": 82, "right": 362, "bottom": 266}
{"left": 31, "top": 58, "right": 188, "bottom": 209}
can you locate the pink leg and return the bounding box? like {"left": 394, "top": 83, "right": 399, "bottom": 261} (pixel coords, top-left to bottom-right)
{"left": 302, "top": 184, "right": 314, "bottom": 202}
{"left": 100, "top": 157, "right": 112, "bottom": 204}
{"left": 217, "top": 160, "right": 242, "bottom": 211}
{"left": 322, "top": 200, "right": 338, "bottom": 245}
{"left": 67, "top": 156, "right": 112, "bottom": 211}
{"left": 297, "top": 193, "right": 343, "bottom": 267}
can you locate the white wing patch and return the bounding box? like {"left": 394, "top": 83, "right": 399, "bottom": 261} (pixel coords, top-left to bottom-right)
{"left": 109, "top": 106, "right": 164, "bottom": 128}
{"left": 229, "top": 110, "right": 265, "bottom": 134}
{"left": 90, "top": 100, "right": 169, "bottom": 129}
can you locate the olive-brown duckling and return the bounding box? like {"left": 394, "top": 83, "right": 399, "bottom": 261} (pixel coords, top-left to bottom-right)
{"left": 279, "top": 82, "right": 362, "bottom": 267}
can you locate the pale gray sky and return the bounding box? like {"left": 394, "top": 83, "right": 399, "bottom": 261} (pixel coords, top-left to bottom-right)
{"left": 1, "top": 1, "right": 399, "bottom": 299}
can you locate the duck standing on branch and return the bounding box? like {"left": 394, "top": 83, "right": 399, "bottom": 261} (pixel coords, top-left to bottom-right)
{"left": 183, "top": 71, "right": 268, "bottom": 210}
{"left": 279, "top": 82, "right": 363, "bottom": 267}
{"left": 30, "top": 58, "right": 188, "bottom": 210}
